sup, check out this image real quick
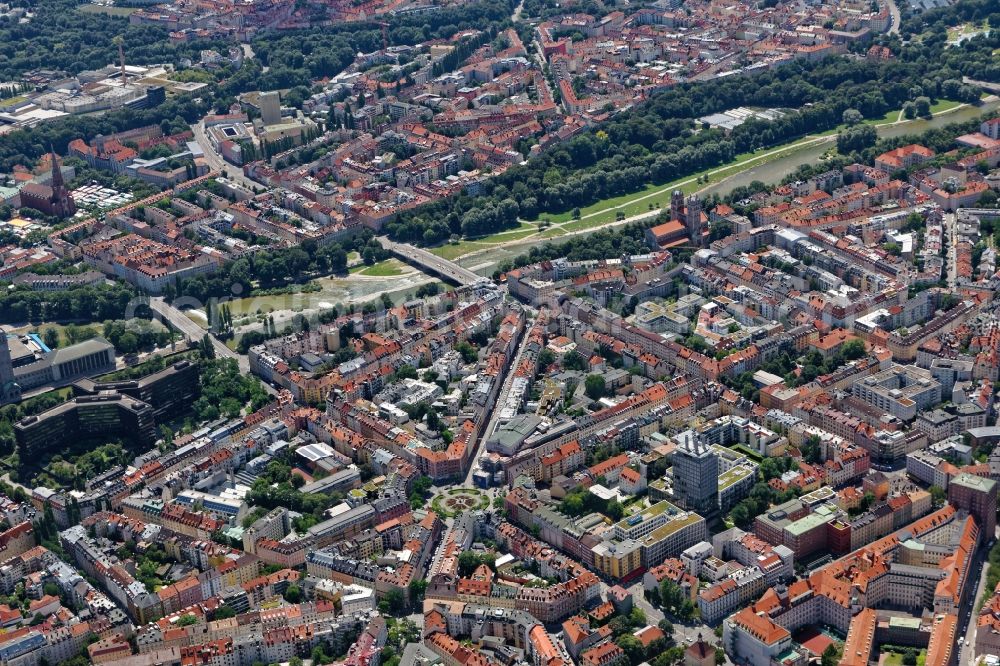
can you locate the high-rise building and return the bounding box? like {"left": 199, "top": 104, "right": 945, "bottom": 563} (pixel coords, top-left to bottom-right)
{"left": 72, "top": 358, "right": 199, "bottom": 420}
{"left": 948, "top": 473, "right": 996, "bottom": 536}
{"left": 14, "top": 393, "right": 156, "bottom": 456}
{"left": 259, "top": 91, "right": 282, "bottom": 126}
{"left": 146, "top": 85, "right": 165, "bottom": 107}
{"left": 0, "top": 335, "right": 21, "bottom": 405}
{"left": 672, "top": 433, "right": 719, "bottom": 521}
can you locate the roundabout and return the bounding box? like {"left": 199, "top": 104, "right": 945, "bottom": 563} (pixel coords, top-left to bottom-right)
{"left": 430, "top": 487, "right": 490, "bottom": 517}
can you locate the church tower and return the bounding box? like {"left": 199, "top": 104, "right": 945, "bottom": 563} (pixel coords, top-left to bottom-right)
{"left": 47, "top": 148, "right": 76, "bottom": 219}
{"left": 670, "top": 189, "right": 684, "bottom": 225}
{"left": 686, "top": 194, "right": 702, "bottom": 245}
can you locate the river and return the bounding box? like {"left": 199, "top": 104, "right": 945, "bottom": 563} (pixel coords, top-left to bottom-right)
{"left": 704, "top": 98, "right": 1000, "bottom": 196}
{"left": 454, "top": 99, "right": 1000, "bottom": 276}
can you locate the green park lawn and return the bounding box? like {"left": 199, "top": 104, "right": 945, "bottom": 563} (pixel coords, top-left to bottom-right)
{"left": 351, "top": 259, "right": 407, "bottom": 277}
{"left": 78, "top": 4, "right": 137, "bottom": 15}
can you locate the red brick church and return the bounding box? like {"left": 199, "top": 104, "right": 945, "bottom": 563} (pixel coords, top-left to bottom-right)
{"left": 19, "top": 149, "right": 76, "bottom": 219}
{"left": 644, "top": 189, "right": 708, "bottom": 250}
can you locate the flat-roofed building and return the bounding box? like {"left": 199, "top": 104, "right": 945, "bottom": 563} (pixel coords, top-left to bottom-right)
{"left": 72, "top": 358, "right": 198, "bottom": 420}
{"left": 948, "top": 473, "right": 996, "bottom": 535}
{"left": 672, "top": 434, "right": 719, "bottom": 522}
{"left": 14, "top": 393, "right": 156, "bottom": 456}
{"left": 853, "top": 365, "right": 941, "bottom": 421}
{"left": 914, "top": 409, "right": 958, "bottom": 441}
{"left": 307, "top": 504, "right": 377, "bottom": 547}
{"left": 636, "top": 506, "right": 709, "bottom": 569}
{"left": 13, "top": 337, "right": 115, "bottom": 391}
{"left": 591, "top": 539, "right": 642, "bottom": 580}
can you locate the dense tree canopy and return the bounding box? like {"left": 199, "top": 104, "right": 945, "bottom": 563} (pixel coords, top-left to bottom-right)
{"left": 389, "top": 3, "right": 1000, "bottom": 244}
{"left": 0, "top": 283, "right": 141, "bottom": 324}
{"left": 174, "top": 231, "right": 387, "bottom": 303}
{"left": 0, "top": 0, "right": 230, "bottom": 80}
{"left": 251, "top": 0, "right": 517, "bottom": 90}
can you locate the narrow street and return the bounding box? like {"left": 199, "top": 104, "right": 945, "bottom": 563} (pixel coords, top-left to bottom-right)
{"left": 462, "top": 309, "right": 534, "bottom": 487}
{"left": 626, "top": 582, "right": 723, "bottom": 656}
{"left": 629, "top": 582, "right": 664, "bottom": 626}
{"left": 960, "top": 525, "right": 999, "bottom": 664}
{"left": 887, "top": 0, "right": 901, "bottom": 35}
{"left": 511, "top": 0, "right": 525, "bottom": 22}
{"left": 191, "top": 120, "right": 261, "bottom": 192}
{"left": 190, "top": 44, "right": 265, "bottom": 191}
{"left": 944, "top": 212, "right": 957, "bottom": 288}
{"left": 0, "top": 473, "right": 34, "bottom": 499}
{"left": 961, "top": 559, "right": 988, "bottom": 664}
{"left": 240, "top": 42, "right": 268, "bottom": 73}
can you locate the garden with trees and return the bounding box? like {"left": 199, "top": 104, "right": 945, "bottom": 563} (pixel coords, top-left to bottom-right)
{"left": 0, "top": 282, "right": 142, "bottom": 325}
